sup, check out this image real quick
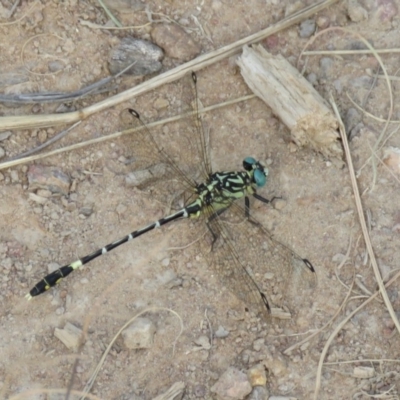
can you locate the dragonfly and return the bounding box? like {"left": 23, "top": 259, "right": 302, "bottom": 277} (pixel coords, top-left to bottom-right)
{"left": 26, "top": 72, "right": 315, "bottom": 317}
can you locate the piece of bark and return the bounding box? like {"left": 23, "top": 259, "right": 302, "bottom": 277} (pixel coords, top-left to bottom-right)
{"left": 237, "top": 45, "right": 342, "bottom": 159}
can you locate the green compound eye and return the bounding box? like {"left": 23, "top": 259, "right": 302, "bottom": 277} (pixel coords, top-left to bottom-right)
{"left": 254, "top": 168, "right": 266, "bottom": 187}
{"left": 243, "top": 157, "right": 256, "bottom": 170}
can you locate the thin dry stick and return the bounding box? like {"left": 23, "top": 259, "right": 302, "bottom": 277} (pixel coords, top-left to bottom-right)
{"left": 346, "top": 93, "right": 400, "bottom": 124}
{"left": 329, "top": 94, "right": 400, "bottom": 334}
{"left": 0, "top": 94, "right": 255, "bottom": 171}
{"left": 0, "top": 0, "right": 340, "bottom": 131}
{"left": 303, "top": 48, "right": 400, "bottom": 56}
{"left": 312, "top": 270, "right": 400, "bottom": 400}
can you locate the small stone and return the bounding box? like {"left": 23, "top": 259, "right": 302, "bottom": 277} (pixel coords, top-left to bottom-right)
{"left": 320, "top": 57, "right": 334, "bottom": 78}
{"left": 161, "top": 258, "right": 170, "bottom": 267}
{"left": 79, "top": 206, "right": 94, "bottom": 217}
{"left": 383, "top": 147, "right": 400, "bottom": 175}
{"left": 211, "top": 367, "right": 252, "bottom": 400}
{"left": 36, "top": 189, "right": 52, "bottom": 198}
{"left": 272, "top": 198, "right": 286, "bottom": 210}
{"left": 353, "top": 366, "right": 375, "bottom": 379}
{"left": 316, "top": 15, "right": 330, "bottom": 29}
{"left": 194, "top": 335, "right": 211, "bottom": 350}
{"left": 108, "top": 37, "right": 163, "bottom": 76}
{"left": 247, "top": 386, "right": 269, "bottom": 400}
{"left": 0, "top": 147, "right": 5, "bottom": 159}
{"left": 0, "top": 131, "right": 12, "bottom": 141}
{"left": 151, "top": 23, "right": 201, "bottom": 62}
{"left": 28, "top": 192, "right": 48, "bottom": 204}
{"left": 306, "top": 72, "right": 317, "bottom": 85}
{"left": 263, "top": 353, "right": 288, "bottom": 376}
{"left": 247, "top": 364, "right": 267, "bottom": 386}
{"left": 347, "top": 0, "right": 368, "bottom": 22}
{"left": 54, "top": 322, "right": 83, "bottom": 351}
{"left": 215, "top": 325, "right": 230, "bottom": 338}
{"left": 299, "top": 19, "right": 316, "bottom": 38}
{"left": 153, "top": 97, "right": 170, "bottom": 110}
{"left": 194, "top": 384, "right": 207, "bottom": 398}
{"left": 27, "top": 165, "right": 70, "bottom": 195}
{"left": 48, "top": 60, "right": 64, "bottom": 72}
{"left": 122, "top": 317, "right": 156, "bottom": 349}
{"left": 10, "top": 170, "right": 19, "bottom": 183}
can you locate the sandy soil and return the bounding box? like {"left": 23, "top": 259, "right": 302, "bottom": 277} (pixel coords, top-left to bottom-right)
{"left": 1, "top": 0, "right": 400, "bottom": 399}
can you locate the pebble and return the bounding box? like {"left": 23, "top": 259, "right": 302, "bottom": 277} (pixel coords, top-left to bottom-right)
{"left": 193, "top": 384, "right": 207, "bottom": 398}
{"left": 211, "top": 367, "right": 252, "bottom": 400}
{"left": 122, "top": 317, "right": 156, "bottom": 349}
{"left": 247, "top": 386, "right": 269, "bottom": 400}
{"left": 320, "top": 57, "right": 334, "bottom": 78}
{"left": 48, "top": 60, "right": 64, "bottom": 72}
{"left": 272, "top": 198, "right": 286, "bottom": 211}
{"left": 306, "top": 72, "right": 317, "bottom": 86}
{"left": 0, "top": 147, "right": 5, "bottom": 159}
{"left": 79, "top": 206, "right": 94, "bottom": 217}
{"left": 383, "top": 147, "right": 400, "bottom": 175}
{"left": 316, "top": 15, "right": 330, "bottom": 29}
{"left": 298, "top": 19, "right": 316, "bottom": 38}
{"left": 54, "top": 322, "right": 82, "bottom": 351}
{"left": 347, "top": 0, "right": 368, "bottom": 22}
{"left": 161, "top": 258, "right": 170, "bottom": 267}
{"left": 0, "top": 131, "right": 12, "bottom": 141}
{"left": 194, "top": 335, "right": 211, "bottom": 350}
{"left": 247, "top": 364, "right": 267, "bottom": 386}
{"left": 215, "top": 325, "right": 230, "bottom": 338}
{"left": 27, "top": 165, "right": 71, "bottom": 195}
{"left": 151, "top": 24, "right": 201, "bottom": 62}
{"left": 108, "top": 37, "right": 163, "bottom": 76}
{"left": 353, "top": 366, "right": 375, "bottom": 379}
{"left": 10, "top": 170, "right": 19, "bottom": 183}
{"left": 153, "top": 97, "right": 170, "bottom": 110}
{"left": 264, "top": 353, "right": 288, "bottom": 377}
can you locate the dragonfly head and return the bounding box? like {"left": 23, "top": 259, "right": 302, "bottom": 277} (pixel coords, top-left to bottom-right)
{"left": 243, "top": 157, "right": 268, "bottom": 188}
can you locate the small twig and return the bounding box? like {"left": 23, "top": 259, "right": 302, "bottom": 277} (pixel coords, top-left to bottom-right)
{"left": 8, "top": 0, "right": 21, "bottom": 18}
{"left": 330, "top": 94, "right": 400, "bottom": 338}
{"left": 302, "top": 48, "right": 400, "bottom": 56}
{"left": 96, "top": 0, "right": 122, "bottom": 27}
{"left": 0, "top": 59, "right": 137, "bottom": 104}
{"left": 7, "top": 121, "right": 81, "bottom": 161}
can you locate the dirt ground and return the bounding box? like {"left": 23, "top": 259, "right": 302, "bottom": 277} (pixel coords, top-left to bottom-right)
{"left": 1, "top": 0, "right": 400, "bottom": 399}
